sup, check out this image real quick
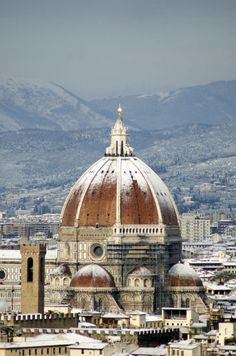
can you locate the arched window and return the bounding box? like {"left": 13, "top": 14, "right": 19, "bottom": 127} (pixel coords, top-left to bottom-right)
{"left": 81, "top": 298, "right": 86, "bottom": 309}
{"left": 169, "top": 296, "right": 175, "bottom": 307}
{"left": 40, "top": 257, "right": 44, "bottom": 283}
{"left": 134, "top": 278, "right": 140, "bottom": 287}
{"left": 27, "top": 257, "right": 33, "bottom": 282}
{"left": 64, "top": 243, "right": 70, "bottom": 259}
{"left": 186, "top": 298, "right": 190, "bottom": 308}
{"left": 121, "top": 141, "right": 124, "bottom": 156}
{"left": 63, "top": 277, "right": 69, "bottom": 286}
{"left": 144, "top": 279, "right": 149, "bottom": 287}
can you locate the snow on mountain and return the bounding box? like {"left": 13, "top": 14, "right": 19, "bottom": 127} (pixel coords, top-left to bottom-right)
{"left": 89, "top": 80, "right": 236, "bottom": 130}
{"left": 0, "top": 77, "right": 112, "bottom": 132}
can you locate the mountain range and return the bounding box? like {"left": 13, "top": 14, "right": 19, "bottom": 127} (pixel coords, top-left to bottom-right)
{"left": 0, "top": 78, "right": 235, "bottom": 131}
{"left": 0, "top": 77, "right": 235, "bottom": 214}
{"left": 0, "top": 78, "right": 112, "bottom": 132}
{"left": 89, "top": 80, "right": 236, "bottom": 129}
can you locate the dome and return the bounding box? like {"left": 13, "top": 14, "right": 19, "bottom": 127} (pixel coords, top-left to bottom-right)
{"left": 129, "top": 266, "right": 153, "bottom": 276}
{"left": 167, "top": 262, "right": 203, "bottom": 288}
{"left": 50, "top": 263, "right": 71, "bottom": 277}
{"left": 70, "top": 264, "right": 116, "bottom": 288}
{"left": 60, "top": 107, "right": 179, "bottom": 227}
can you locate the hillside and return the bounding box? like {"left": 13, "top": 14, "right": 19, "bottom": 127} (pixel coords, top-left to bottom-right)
{"left": 0, "top": 78, "right": 235, "bottom": 215}
{"left": 0, "top": 78, "right": 112, "bottom": 131}
{"left": 89, "top": 80, "right": 236, "bottom": 129}
{"left": 0, "top": 120, "right": 235, "bottom": 214}
{"left": 0, "top": 78, "right": 235, "bottom": 132}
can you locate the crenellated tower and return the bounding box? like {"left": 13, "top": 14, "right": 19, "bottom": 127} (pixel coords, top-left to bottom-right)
{"left": 20, "top": 243, "right": 46, "bottom": 314}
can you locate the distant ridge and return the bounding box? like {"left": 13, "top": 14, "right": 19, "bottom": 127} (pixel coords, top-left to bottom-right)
{"left": 0, "top": 77, "right": 235, "bottom": 214}
{"left": 0, "top": 78, "right": 235, "bottom": 132}
{"left": 89, "top": 80, "right": 236, "bottom": 129}
{"left": 0, "top": 77, "right": 112, "bottom": 132}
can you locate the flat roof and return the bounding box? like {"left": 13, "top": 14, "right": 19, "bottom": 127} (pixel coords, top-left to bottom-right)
{"left": 69, "top": 342, "right": 108, "bottom": 350}
{"left": 0, "top": 249, "right": 57, "bottom": 260}
{"left": 131, "top": 347, "right": 166, "bottom": 355}
{"left": 169, "top": 341, "right": 200, "bottom": 350}
{"left": 0, "top": 341, "right": 72, "bottom": 349}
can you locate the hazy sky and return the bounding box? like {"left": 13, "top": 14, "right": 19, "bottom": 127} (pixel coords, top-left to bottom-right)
{"left": 0, "top": 0, "right": 235, "bottom": 98}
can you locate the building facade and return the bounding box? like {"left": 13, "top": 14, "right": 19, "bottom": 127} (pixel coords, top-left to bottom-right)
{"left": 181, "top": 213, "right": 211, "bottom": 242}
{"left": 0, "top": 106, "right": 182, "bottom": 314}
{"left": 48, "top": 107, "right": 181, "bottom": 313}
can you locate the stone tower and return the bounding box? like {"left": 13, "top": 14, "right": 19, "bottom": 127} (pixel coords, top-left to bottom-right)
{"left": 20, "top": 243, "right": 46, "bottom": 314}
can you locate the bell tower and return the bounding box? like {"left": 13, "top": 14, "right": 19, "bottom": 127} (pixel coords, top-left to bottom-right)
{"left": 20, "top": 243, "right": 46, "bottom": 314}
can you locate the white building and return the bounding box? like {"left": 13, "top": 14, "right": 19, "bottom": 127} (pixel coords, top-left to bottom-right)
{"left": 181, "top": 213, "right": 211, "bottom": 242}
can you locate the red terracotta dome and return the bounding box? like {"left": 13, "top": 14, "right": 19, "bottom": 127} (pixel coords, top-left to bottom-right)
{"left": 129, "top": 266, "right": 153, "bottom": 276}
{"left": 70, "top": 264, "right": 116, "bottom": 288}
{"left": 60, "top": 107, "right": 179, "bottom": 228}
{"left": 167, "top": 262, "right": 203, "bottom": 288}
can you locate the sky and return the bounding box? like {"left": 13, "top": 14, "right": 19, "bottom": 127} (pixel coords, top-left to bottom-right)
{"left": 0, "top": 0, "right": 236, "bottom": 99}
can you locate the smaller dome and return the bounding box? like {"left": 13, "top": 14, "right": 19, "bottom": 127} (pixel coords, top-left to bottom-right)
{"left": 129, "top": 266, "right": 153, "bottom": 276}
{"left": 167, "top": 262, "right": 203, "bottom": 288}
{"left": 70, "top": 264, "right": 115, "bottom": 288}
{"left": 50, "top": 263, "right": 71, "bottom": 277}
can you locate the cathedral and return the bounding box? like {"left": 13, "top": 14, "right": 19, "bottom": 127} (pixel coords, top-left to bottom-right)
{"left": 0, "top": 106, "right": 209, "bottom": 315}
{"left": 47, "top": 106, "right": 182, "bottom": 313}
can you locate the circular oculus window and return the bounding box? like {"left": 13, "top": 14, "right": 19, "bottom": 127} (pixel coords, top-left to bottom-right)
{"left": 0, "top": 270, "right": 6, "bottom": 280}
{"left": 91, "top": 244, "right": 104, "bottom": 258}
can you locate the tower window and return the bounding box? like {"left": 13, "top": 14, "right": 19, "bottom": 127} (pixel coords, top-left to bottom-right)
{"left": 40, "top": 257, "right": 44, "bottom": 283}
{"left": 27, "top": 257, "right": 33, "bottom": 282}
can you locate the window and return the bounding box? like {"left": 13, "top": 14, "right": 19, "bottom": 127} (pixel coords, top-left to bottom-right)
{"left": 29, "top": 350, "right": 31, "bottom": 356}
{"left": 53, "top": 348, "right": 55, "bottom": 354}
{"left": 41, "top": 349, "right": 43, "bottom": 355}
{"left": 0, "top": 270, "right": 6, "bottom": 280}
{"left": 27, "top": 258, "right": 33, "bottom": 282}
{"left": 40, "top": 257, "right": 44, "bottom": 283}
{"left": 35, "top": 349, "right": 37, "bottom": 355}
{"left": 59, "top": 348, "right": 61, "bottom": 354}
{"left": 81, "top": 350, "right": 84, "bottom": 355}
{"left": 47, "top": 348, "right": 49, "bottom": 355}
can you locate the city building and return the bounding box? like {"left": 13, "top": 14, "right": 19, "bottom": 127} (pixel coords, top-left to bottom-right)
{"left": 49, "top": 106, "right": 181, "bottom": 313}
{"left": 181, "top": 213, "right": 211, "bottom": 242}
